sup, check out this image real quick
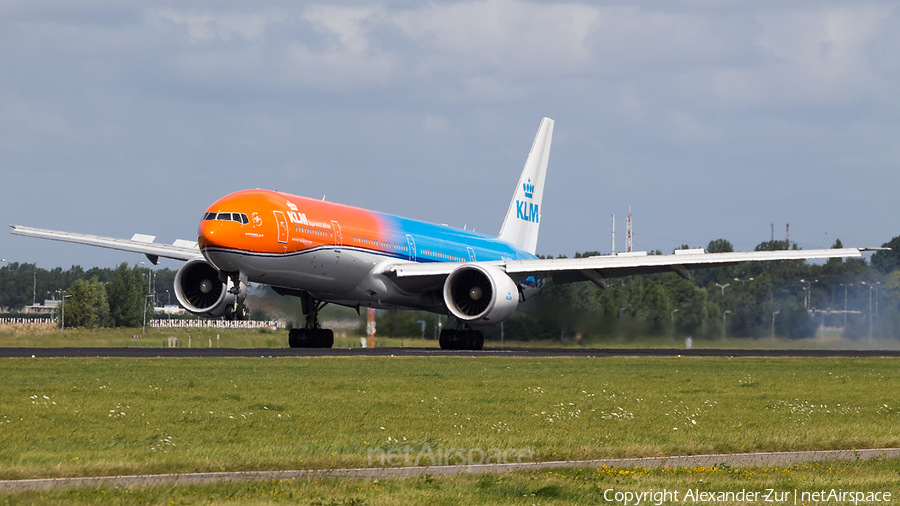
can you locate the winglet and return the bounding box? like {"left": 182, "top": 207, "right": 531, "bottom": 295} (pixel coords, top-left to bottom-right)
{"left": 498, "top": 117, "right": 554, "bottom": 255}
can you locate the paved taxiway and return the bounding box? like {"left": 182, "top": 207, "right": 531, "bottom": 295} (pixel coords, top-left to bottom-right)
{"left": 2, "top": 347, "right": 900, "bottom": 358}
{"left": 2, "top": 448, "right": 898, "bottom": 493}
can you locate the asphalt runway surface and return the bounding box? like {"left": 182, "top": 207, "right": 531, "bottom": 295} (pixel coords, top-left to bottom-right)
{"left": 2, "top": 347, "right": 900, "bottom": 358}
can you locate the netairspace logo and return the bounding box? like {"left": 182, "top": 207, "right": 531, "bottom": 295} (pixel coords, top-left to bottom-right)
{"left": 602, "top": 488, "right": 893, "bottom": 505}
{"left": 368, "top": 444, "right": 532, "bottom": 467}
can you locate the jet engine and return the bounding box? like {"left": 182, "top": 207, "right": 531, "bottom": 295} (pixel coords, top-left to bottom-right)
{"left": 442, "top": 263, "right": 519, "bottom": 324}
{"left": 174, "top": 258, "right": 246, "bottom": 318}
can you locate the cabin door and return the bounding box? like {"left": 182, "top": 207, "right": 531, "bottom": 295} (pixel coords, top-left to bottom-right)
{"left": 331, "top": 220, "right": 343, "bottom": 248}
{"left": 406, "top": 235, "right": 416, "bottom": 262}
{"left": 273, "top": 211, "right": 288, "bottom": 244}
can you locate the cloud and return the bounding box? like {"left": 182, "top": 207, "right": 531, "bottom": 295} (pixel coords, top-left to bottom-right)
{"left": 1, "top": 0, "right": 899, "bottom": 267}
{"left": 148, "top": 8, "right": 282, "bottom": 43}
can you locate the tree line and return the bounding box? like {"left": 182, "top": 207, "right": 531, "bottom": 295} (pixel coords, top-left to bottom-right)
{"left": 0, "top": 263, "right": 174, "bottom": 328}
{"left": 367, "top": 236, "right": 900, "bottom": 342}
{"left": 2, "top": 234, "right": 898, "bottom": 337}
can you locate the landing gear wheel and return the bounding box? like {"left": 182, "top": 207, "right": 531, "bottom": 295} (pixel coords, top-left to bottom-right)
{"left": 287, "top": 293, "right": 335, "bottom": 348}
{"left": 439, "top": 328, "right": 484, "bottom": 350}
{"left": 289, "top": 328, "right": 335, "bottom": 348}
{"left": 317, "top": 329, "right": 334, "bottom": 348}
{"left": 439, "top": 329, "right": 453, "bottom": 349}
{"left": 224, "top": 303, "right": 247, "bottom": 321}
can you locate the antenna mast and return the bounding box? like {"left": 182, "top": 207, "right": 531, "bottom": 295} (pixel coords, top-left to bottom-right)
{"left": 611, "top": 214, "right": 615, "bottom": 254}
{"left": 626, "top": 207, "right": 633, "bottom": 253}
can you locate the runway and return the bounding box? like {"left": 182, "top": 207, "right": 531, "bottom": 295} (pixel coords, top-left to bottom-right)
{"left": 2, "top": 347, "right": 900, "bottom": 358}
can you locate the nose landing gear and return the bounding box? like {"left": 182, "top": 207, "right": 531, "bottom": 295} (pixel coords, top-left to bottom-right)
{"left": 222, "top": 271, "right": 248, "bottom": 321}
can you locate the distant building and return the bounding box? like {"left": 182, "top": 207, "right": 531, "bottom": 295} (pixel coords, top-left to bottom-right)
{"left": 22, "top": 299, "right": 60, "bottom": 315}
{"left": 154, "top": 305, "right": 186, "bottom": 316}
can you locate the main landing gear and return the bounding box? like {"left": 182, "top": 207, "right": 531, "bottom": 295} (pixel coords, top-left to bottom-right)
{"left": 439, "top": 325, "right": 484, "bottom": 351}
{"left": 288, "top": 292, "right": 334, "bottom": 348}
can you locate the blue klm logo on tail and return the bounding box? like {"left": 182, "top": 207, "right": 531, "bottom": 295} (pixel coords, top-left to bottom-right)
{"left": 516, "top": 178, "right": 538, "bottom": 223}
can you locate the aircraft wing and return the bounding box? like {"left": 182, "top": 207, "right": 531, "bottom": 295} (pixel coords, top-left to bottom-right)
{"left": 9, "top": 225, "right": 200, "bottom": 264}
{"left": 384, "top": 248, "right": 864, "bottom": 290}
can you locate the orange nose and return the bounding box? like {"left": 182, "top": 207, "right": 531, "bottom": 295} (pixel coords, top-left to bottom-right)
{"left": 198, "top": 219, "right": 224, "bottom": 250}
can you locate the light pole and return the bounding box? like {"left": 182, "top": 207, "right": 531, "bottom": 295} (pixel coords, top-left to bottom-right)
{"left": 771, "top": 310, "right": 780, "bottom": 339}
{"left": 142, "top": 294, "right": 155, "bottom": 335}
{"left": 715, "top": 283, "right": 730, "bottom": 296}
{"left": 722, "top": 310, "right": 731, "bottom": 340}
{"left": 861, "top": 281, "right": 880, "bottom": 343}
{"left": 670, "top": 308, "right": 679, "bottom": 341}
{"left": 839, "top": 283, "right": 852, "bottom": 326}
{"left": 140, "top": 262, "right": 153, "bottom": 334}
{"left": 734, "top": 277, "right": 754, "bottom": 286}
{"left": 60, "top": 291, "right": 72, "bottom": 332}
{"left": 799, "top": 279, "right": 818, "bottom": 311}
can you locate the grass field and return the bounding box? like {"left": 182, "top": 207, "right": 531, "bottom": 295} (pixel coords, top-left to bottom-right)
{"left": 3, "top": 324, "right": 899, "bottom": 350}
{"left": 0, "top": 325, "right": 435, "bottom": 349}
{"left": 2, "top": 356, "right": 899, "bottom": 481}
{"left": 4, "top": 460, "right": 900, "bottom": 505}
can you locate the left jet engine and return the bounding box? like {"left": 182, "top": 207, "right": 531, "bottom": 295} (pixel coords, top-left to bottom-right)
{"left": 442, "top": 263, "right": 519, "bottom": 324}
{"left": 174, "top": 258, "right": 246, "bottom": 318}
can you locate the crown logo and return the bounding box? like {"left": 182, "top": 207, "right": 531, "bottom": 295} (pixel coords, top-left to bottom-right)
{"left": 523, "top": 178, "right": 535, "bottom": 199}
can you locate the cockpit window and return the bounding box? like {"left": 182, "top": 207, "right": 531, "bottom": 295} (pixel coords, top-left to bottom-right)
{"left": 203, "top": 212, "right": 249, "bottom": 224}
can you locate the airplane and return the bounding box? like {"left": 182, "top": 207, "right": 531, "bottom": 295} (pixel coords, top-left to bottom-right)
{"left": 11, "top": 117, "right": 867, "bottom": 350}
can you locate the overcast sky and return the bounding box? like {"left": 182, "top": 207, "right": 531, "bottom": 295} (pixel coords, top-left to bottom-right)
{"left": 1, "top": 1, "right": 898, "bottom": 270}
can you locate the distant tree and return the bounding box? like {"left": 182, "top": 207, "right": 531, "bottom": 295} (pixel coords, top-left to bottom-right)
{"left": 871, "top": 236, "right": 900, "bottom": 274}
{"left": 106, "top": 263, "right": 145, "bottom": 327}
{"left": 706, "top": 238, "right": 734, "bottom": 254}
{"left": 60, "top": 277, "right": 109, "bottom": 329}
{"left": 754, "top": 240, "right": 792, "bottom": 252}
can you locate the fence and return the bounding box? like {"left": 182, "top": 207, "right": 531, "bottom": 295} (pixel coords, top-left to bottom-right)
{"left": 149, "top": 319, "right": 281, "bottom": 329}
{"left": 0, "top": 318, "right": 55, "bottom": 325}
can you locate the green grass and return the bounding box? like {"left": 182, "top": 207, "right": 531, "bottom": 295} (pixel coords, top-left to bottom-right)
{"left": 3, "top": 459, "right": 899, "bottom": 505}
{"left": 4, "top": 325, "right": 898, "bottom": 350}
{"left": 1, "top": 356, "right": 899, "bottom": 482}
{"left": 0, "top": 325, "right": 437, "bottom": 349}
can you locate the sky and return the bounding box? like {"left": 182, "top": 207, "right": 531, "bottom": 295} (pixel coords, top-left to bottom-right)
{"left": 1, "top": 0, "right": 898, "bottom": 270}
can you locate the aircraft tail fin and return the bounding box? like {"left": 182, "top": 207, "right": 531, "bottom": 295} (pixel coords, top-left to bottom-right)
{"left": 498, "top": 117, "right": 554, "bottom": 255}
